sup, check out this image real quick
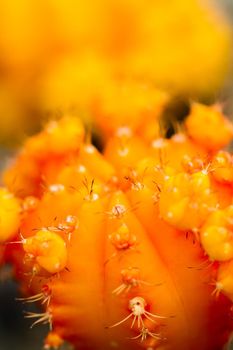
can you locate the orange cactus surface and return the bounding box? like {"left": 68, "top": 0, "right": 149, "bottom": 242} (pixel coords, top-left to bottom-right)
{"left": 0, "top": 99, "right": 233, "bottom": 350}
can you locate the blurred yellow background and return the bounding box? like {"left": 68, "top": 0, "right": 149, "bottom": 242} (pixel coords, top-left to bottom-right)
{"left": 0, "top": 0, "right": 231, "bottom": 144}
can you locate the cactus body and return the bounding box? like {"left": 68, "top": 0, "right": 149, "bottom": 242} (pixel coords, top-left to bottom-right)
{"left": 1, "top": 101, "right": 233, "bottom": 350}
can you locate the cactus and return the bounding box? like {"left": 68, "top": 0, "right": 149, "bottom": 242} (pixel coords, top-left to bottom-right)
{"left": 0, "top": 98, "right": 233, "bottom": 350}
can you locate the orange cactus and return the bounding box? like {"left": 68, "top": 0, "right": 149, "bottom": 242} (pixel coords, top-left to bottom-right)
{"left": 0, "top": 99, "right": 233, "bottom": 350}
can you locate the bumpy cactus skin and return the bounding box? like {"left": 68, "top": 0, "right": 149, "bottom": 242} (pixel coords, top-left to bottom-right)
{"left": 1, "top": 101, "right": 233, "bottom": 350}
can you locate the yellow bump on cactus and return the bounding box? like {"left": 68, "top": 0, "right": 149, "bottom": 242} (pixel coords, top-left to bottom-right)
{"left": 200, "top": 206, "right": 233, "bottom": 261}
{"left": 23, "top": 230, "right": 67, "bottom": 274}
{"left": 0, "top": 187, "right": 21, "bottom": 242}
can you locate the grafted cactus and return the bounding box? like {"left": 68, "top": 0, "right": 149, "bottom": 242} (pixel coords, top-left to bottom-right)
{"left": 0, "top": 98, "right": 233, "bottom": 350}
